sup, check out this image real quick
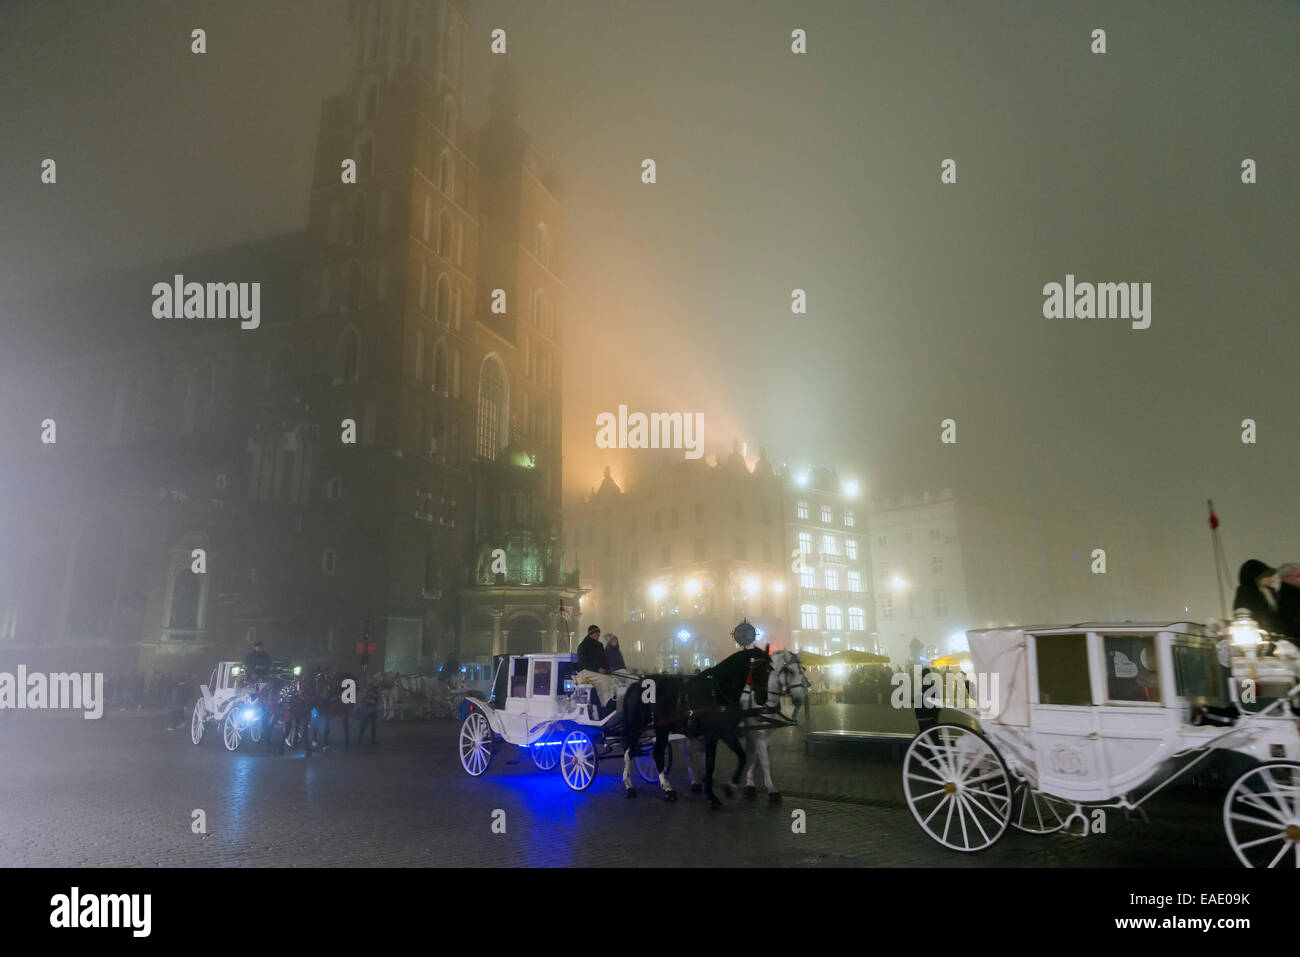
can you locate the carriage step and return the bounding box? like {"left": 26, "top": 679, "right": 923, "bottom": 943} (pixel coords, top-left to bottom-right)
{"left": 805, "top": 731, "right": 914, "bottom": 761}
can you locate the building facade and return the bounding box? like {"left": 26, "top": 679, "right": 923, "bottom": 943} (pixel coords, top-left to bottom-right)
{"left": 566, "top": 447, "right": 789, "bottom": 670}
{"left": 0, "top": 0, "right": 578, "bottom": 678}
{"left": 782, "top": 466, "right": 876, "bottom": 656}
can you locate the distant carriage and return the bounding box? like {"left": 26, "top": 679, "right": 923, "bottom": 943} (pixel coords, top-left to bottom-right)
{"left": 903, "top": 621, "right": 1300, "bottom": 867}
{"left": 190, "top": 661, "right": 301, "bottom": 752}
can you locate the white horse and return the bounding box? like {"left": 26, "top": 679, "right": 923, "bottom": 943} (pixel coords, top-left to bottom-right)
{"left": 771, "top": 650, "right": 811, "bottom": 725}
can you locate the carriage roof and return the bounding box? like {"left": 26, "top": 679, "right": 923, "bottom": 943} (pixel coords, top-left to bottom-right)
{"left": 966, "top": 622, "right": 1220, "bottom": 726}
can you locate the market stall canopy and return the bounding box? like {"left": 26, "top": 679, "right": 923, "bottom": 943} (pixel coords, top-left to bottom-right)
{"left": 828, "top": 649, "right": 890, "bottom": 665}
{"left": 931, "top": 653, "right": 972, "bottom": 668}
{"left": 796, "top": 652, "right": 831, "bottom": 666}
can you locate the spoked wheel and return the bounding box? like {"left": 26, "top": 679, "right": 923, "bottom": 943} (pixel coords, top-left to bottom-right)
{"left": 222, "top": 711, "right": 242, "bottom": 752}
{"left": 458, "top": 710, "right": 495, "bottom": 776}
{"left": 635, "top": 741, "right": 672, "bottom": 783}
{"left": 903, "top": 724, "right": 1012, "bottom": 852}
{"left": 560, "top": 730, "right": 598, "bottom": 791}
{"left": 190, "top": 699, "right": 206, "bottom": 745}
{"left": 531, "top": 729, "right": 561, "bottom": 770}
{"left": 1010, "top": 780, "right": 1074, "bottom": 834}
{"left": 1223, "top": 761, "right": 1300, "bottom": 868}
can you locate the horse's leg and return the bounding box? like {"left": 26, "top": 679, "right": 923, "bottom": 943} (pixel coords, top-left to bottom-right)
{"left": 656, "top": 733, "right": 675, "bottom": 801}
{"left": 703, "top": 733, "right": 721, "bottom": 808}
{"left": 683, "top": 738, "right": 701, "bottom": 793}
{"left": 744, "top": 731, "right": 760, "bottom": 796}
{"left": 724, "top": 728, "right": 747, "bottom": 796}
{"left": 622, "top": 749, "right": 636, "bottom": 797}
{"left": 755, "top": 730, "right": 780, "bottom": 801}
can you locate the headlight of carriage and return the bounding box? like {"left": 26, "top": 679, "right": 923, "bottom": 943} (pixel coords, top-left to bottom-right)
{"left": 293, "top": 666, "right": 301, "bottom": 676}
{"left": 242, "top": 708, "right": 257, "bottom": 721}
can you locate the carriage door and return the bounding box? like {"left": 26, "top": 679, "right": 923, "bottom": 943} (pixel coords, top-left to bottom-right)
{"left": 499, "top": 657, "right": 530, "bottom": 742}
{"left": 1029, "top": 633, "right": 1107, "bottom": 802}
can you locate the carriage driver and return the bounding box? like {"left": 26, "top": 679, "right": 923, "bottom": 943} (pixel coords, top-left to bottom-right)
{"left": 242, "top": 641, "right": 272, "bottom": 680}
{"left": 576, "top": 625, "right": 615, "bottom": 711}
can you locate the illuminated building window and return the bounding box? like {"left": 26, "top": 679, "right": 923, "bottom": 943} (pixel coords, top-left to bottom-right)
{"left": 844, "top": 510, "right": 855, "bottom": 528}
{"left": 934, "top": 591, "right": 948, "bottom": 617}
{"left": 796, "top": 500, "right": 809, "bottom": 519}
{"left": 799, "top": 564, "right": 815, "bottom": 588}
{"left": 848, "top": 607, "right": 865, "bottom": 631}
{"left": 821, "top": 534, "right": 837, "bottom": 555}
{"left": 847, "top": 570, "right": 862, "bottom": 593}
{"left": 879, "top": 594, "right": 893, "bottom": 621}
{"left": 825, "top": 606, "right": 842, "bottom": 629}
{"left": 798, "top": 532, "right": 812, "bottom": 556}
{"left": 845, "top": 537, "right": 858, "bottom": 560}
{"left": 800, "top": 604, "right": 819, "bottom": 629}
{"left": 824, "top": 568, "right": 839, "bottom": 591}
{"left": 820, "top": 505, "right": 833, "bottom": 523}
{"left": 932, "top": 555, "right": 943, "bottom": 574}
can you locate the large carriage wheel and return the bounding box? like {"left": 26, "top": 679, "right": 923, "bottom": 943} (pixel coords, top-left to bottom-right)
{"left": 904, "top": 724, "right": 1012, "bottom": 852}
{"left": 635, "top": 740, "right": 672, "bottom": 783}
{"left": 222, "top": 711, "right": 242, "bottom": 752}
{"left": 190, "top": 699, "right": 207, "bottom": 745}
{"left": 458, "top": 710, "right": 495, "bottom": 776}
{"left": 1223, "top": 761, "right": 1300, "bottom": 868}
{"left": 1010, "top": 780, "right": 1073, "bottom": 834}
{"left": 560, "top": 730, "right": 598, "bottom": 791}
{"left": 531, "top": 729, "right": 561, "bottom": 770}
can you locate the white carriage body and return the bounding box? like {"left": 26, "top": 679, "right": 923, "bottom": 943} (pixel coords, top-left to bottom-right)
{"left": 967, "top": 622, "right": 1300, "bottom": 804}
{"left": 475, "top": 652, "right": 637, "bottom": 745}
{"left": 199, "top": 661, "right": 247, "bottom": 720}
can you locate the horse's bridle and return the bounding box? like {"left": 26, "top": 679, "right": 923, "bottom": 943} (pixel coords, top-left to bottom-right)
{"left": 776, "top": 654, "right": 807, "bottom": 693}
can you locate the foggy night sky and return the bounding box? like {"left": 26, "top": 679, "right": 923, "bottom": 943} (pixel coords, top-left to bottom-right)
{"left": 1, "top": 0, "right": 1297, "bottom": 604}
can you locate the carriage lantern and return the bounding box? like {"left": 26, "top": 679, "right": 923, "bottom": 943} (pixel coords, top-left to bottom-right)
{"left": 1228, "top": 611, "right": 1264, "bottom": 649}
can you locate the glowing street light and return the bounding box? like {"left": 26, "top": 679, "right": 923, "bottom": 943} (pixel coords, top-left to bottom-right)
{"left": 891, "top": 575, "right": 908, "bottom": 590}
{"left": 677, "top": 629, "right": 691, "bottom": 642}
{"left": 794, "top": 471, "right": 810, "bottom": 487}
{"left": 842, "top": 479, "right": 860, "bottom": 498}
{"left": 685, "top": 579, "right": 701, "bottom": 596}
{"left": 649, "top": 582, "right": 667, "bottom": 601}
{"left": 772, "top": 580, "right": 785, "bottom": 594}
{"left": 744, "top": 576, "right": 759, "bottom": 596}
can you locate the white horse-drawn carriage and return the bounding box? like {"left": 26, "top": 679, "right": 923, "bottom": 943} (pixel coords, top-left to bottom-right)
{"left": 904, "top": 620, "right": 1300, "bottom": 867}
{"left": 457, "top": 652, "right": 683, "bottom": 790}
{"left": 189, "top": 661, "right": 300, "bottom": 752}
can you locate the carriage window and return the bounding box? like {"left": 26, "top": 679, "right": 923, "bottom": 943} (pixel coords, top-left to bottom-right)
{"left": 1104, "top": 635, "right": 1160, "bottom": 704}
{"left": 557, "top": 660, "right": 578, "bottom": 694}
{"left": 511, "top": 657, "right": 529, "bottom": 698}
{"left": 1173, "top": 643, "right": 1226, "bottom": 708}
{"left": 1035, "top": 635, "right": 1091, "bottom": 706}
{"left": 532, "top": 660, "right": 552, "bottom": 696}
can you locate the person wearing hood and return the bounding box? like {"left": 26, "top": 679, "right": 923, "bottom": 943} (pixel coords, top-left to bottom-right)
{"left": 1274, "top": 562, "right": 1300, "bottom": 641}
{"left": 604, "top": 633, "right": 627, "bottom": 673}
{"left": 1233, "top": 559, "right": 1282, "bottom": 635}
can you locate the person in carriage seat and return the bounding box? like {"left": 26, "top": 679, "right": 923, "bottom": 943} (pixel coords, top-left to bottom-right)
{"left": 577, "top": 625, "right": 616, "bottom": 716}
{"left": 243, "top": 641, "right": 272, "bottom": 679}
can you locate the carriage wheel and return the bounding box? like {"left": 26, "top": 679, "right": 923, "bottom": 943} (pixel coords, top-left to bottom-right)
{"left": 458, "top": 710, "right": 494, "bottom": 776}
{"left": 190, "top": 699, "right": 206, "bottom": 745}
{"left": 560, "top": 730, "right": 597, "bottom": 791}
{"left": 531, "top": 730, "right": 560, "bottom": 770}
{"left": 904, "top": 724, "right": 1012, "bottom": 852}
{"left": 635, "top": 741, "right": 672, "bottom": 783}
{"left": 222, "top": 711, "right": 242, "bottom": 752}
{"left": 1010, "top": 780, "right": 1073, "bottom": 834}
{"left": 1223, "top": 761, "right": 1300, "bottom": 868}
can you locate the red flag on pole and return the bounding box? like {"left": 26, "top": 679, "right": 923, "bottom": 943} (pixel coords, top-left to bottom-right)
{"left": 1209, "top": 508, "right": 1219, "bottom": 530}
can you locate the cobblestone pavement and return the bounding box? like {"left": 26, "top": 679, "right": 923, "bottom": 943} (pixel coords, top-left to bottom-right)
{"left": 0, "top": 710, "right": 1245, "bottom": 867}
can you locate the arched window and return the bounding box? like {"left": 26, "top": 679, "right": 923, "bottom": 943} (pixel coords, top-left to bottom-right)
{"left": 438, "top": 210, "right": 452, "bottom": 257}
{"left": 453, "top": 286, "right": 463, "bottom": 329}
{"left": 475, "top": 356, "right": 508, "bottom": 460}
{"left": 344, "top": 261, "right": 363, "bottom": 311}
{"left": 168, "top": 569, "right": 201, "bottom": 630}
{"left": 435, "top": 274, "right": 450, "bottom": 324}
{"left": 327, "top": 201, "right": 341, "bottom": 245}
{"left": 533, "top": 289, "right": 547, "bottom": 328}
{"left": 443, "top": 97, "right": 458, "bottom": 141}
{"left": 800, "top": 604, "right": 819, "bottom": 630}
{"left": 335, "top": 328, "right": 360, "bottom": 382}
{"left": 359, "top": 79, "right": 379, "bottom": 123}
{"left": 348, "top": 197, "right": 367, "bottom": 245}
{"left": 452, "top": 350, "right": 461, "bottom": 398}
{"left": 66, "top": 516, "right": 124, "bottom": 638}
{"left": 536, "top": 222, "right": 549, "bottom": 266}
{"left": 355, "top": 134, "right": 375, "bottom": 178}
{"left": 432, "top": 341, "right": 448, "bottom": 394}
{"left": 438, "top": 150, "right": 453, "bottom": 195}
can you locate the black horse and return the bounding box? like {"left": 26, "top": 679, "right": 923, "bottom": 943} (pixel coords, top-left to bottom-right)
{"left": 619, "top": 647, "right": 772, "bottom": 808}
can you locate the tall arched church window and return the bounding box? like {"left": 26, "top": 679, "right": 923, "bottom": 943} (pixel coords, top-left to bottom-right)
{"left": 438, "top": 210, "right": 452, "bottom": 257}
{"left": 438, "top": 150, "right": 453, "bottom": 196}
{"left": 475, "top": 357, "right": 508, "bottom": 460}
{"left": 432, "top": 341, "right": 448, "bottom": 394}
{"left": 435, "top": 274, "right": 450, "bottom": 324}
{"left": 336, "top": 328, "right": 360, "bottom": 383}
{"left": 344, "top": 261, "right": 364, "bottom": 311}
